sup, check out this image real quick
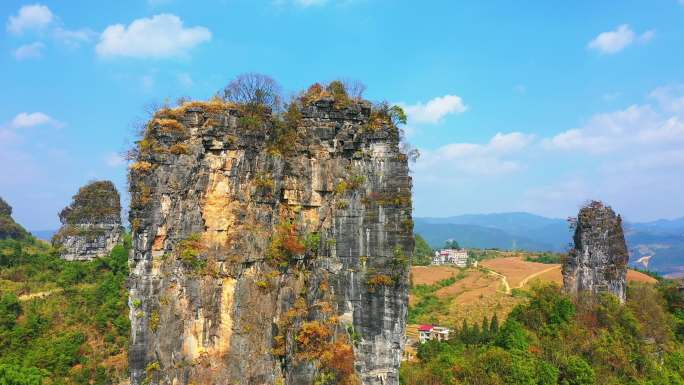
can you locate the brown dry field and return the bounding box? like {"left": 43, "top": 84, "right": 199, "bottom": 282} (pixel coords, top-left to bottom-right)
{"left": 411, "top": 265, "right": 462, "bottom": 285}
{"left": 480, "top": 257, "right": 557, "bottom": 287}
{"left": 529, "top": 265, "right": 657, "bottom": 285}
{"left": 434, "top": 270, "right": 499, "bottom": 300}
{"left": 409, "top": 258, "right": 657, "bottom": 328}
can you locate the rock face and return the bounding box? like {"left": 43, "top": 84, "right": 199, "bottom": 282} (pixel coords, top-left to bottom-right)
{"left": 128, "top": 92, "right": 413, "bottom": 385}
{"left": 0, "top": 197, "right": 29, "bottom": 240}
{"left": 563, "top": 201, "right": 629, "bottom": 302}
{"left": 53, "top": 180, "right": 123, "bottom": 261}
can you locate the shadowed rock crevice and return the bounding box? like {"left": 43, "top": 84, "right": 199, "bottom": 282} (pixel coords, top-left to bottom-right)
{"left": 128, "top": 84, "right": 412, "bottom": 385}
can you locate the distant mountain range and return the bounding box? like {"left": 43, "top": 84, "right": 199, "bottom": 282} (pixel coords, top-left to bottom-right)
{"left": 415, "top": 213, "right": 684, "bottom": 277}
{"left": 32, "top": 214, "right": 684, "bottom": 276}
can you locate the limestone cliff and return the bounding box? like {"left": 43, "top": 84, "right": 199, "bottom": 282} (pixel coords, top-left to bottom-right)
{"left": 53, "top": 180, "right": 123, "bottom": 261}
{"left": 563, "top": 201, "right": 629, "bottom": 302}
{"left": 0, "top": 197, "right": 29, "bottom": 240}
{"left": 128, "top": 86, "right": 413, "bottom": 385}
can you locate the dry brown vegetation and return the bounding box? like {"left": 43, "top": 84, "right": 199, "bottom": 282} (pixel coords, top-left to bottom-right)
{"left": 408, "top": 257, "right": 658, "bottom": 330}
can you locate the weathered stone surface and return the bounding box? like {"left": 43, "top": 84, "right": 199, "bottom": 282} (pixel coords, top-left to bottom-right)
{"left": 0, "top": 197, "right": 29, "bottom": 240}
{"left": 128, "top": 96, "right": 412, "bottom": 385}
{"left": 53, "top": 180, "right": 123, "bottom": 261}
{"left": 563, "top": 201, "right": 629, "bottom": 302}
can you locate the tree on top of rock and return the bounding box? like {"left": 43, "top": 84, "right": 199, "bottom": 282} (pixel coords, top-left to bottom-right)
{"left": 58, "top": 180, "right": 121, "bottom": 225}
{"left": 0, "top": 197, "right": 28, "bottom": 240}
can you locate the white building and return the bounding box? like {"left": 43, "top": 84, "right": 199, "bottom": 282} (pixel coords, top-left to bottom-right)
{"left": 432, "top": 249, "right": 468, "bottom": 267}
{"left": 418, "top": 325, "right": 451, "bottom": 344}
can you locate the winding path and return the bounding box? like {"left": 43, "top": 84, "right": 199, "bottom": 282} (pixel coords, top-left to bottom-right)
{"left": 18, "top": 288, "right": 63, "bottom": 301}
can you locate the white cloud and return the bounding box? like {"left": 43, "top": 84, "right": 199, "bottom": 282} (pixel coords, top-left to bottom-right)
{"left": 587, "top": 24, "right": 655, "bottom": 54}
{"left": 13, "top": 42, "right": 44, "bottom": 60}
{"left": 588, "top": 24, "right": 634, "bottom": 54}
{"left": 105, "top": 152, "right": 126, "bottom": 167}
{"left": 9, "top": 112, "right": 63, "bottom": 129}
{"left": 401, "top": 94, "right": 467, "bottom": 124}
{"left": 6, "top": 4, "right": 53, "bottom": 34}
{"left": 531, "top": 85, "right": 684, "bottom": 219}
{"left": 649, "top": 85, "right": 684, "bottom": 115}
{"left": 415, "top": 132, "right": 534, "bottom": 177}
{"left": 177, "top": 72, "right": 194, "bottom": 87}
{"left": 544, "top": 103, "right": 684, "bottom": 154}
{"left": 96, "top": 14, "right": 212, "bottom": 58}
{"left": 638, "top": 29, "right": 656, "bottom": 43}
{"left": 53, "top": 27, "right": 96, "bottom": 47}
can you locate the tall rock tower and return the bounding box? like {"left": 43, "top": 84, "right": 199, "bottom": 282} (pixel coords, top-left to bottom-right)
{"left": 53, "top": 180, "right": 123, "bottom": 261}
{"left": 127, "top": 84, "right": 413, "bottom": 385}
{"left": 563, "top": 201, "right": 629, "bottom": 302}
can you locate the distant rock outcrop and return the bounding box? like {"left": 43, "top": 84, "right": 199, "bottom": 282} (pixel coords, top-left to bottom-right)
{"left": 52, "top": 180, "right": 123, "bottom": 261}
{"left": 563, "top": 201, "right": 629, "bottom": 302}
{"left": 0, "top": 197, "right": 29, "bottom": 240}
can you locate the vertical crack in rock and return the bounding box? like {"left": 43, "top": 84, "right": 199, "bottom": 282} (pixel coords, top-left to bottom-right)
{"left": 128, "top": 92, "right": 413, "bottom": 385}
{"left": 563, "top": 201, "right": 629, "bottom": 302}
{"left": 52, "top": 180, "right": 123, "bottom": 261}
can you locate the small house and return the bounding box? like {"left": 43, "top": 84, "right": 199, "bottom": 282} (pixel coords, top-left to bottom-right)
{"left": 418, "top": 324, "right": 450, "bottom": 344}
{"left": 432, "top": 249, "right": 469, "bottom": 267}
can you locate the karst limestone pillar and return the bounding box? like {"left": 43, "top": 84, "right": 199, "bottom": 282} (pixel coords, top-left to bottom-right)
{"left": 53, "top": 180, "right": 123, "bottom": 261}
{"left": 127, "top": 88, "right": 413, "bottom": 385}
{"left": 563, "top": 201, "right": 629, "bottom": 302}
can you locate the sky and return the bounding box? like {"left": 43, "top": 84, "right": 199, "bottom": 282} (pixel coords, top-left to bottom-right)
{"left": 1, "top": 0, "right": 683, "bottom": 230}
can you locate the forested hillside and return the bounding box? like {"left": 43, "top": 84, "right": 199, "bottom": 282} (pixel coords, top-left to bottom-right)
{"left": 0, "top": 235, "right": 130, "bottom": 384}
{"left": 401, "top": 281, "right": 684, "bottom": 385}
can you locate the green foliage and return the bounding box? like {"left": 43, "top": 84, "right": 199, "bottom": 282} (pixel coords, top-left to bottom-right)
{"left": 525, "top": 252, "right": 563, "bottom": 264}
{"left": 0, "top": 237, "right": 130, "bottom": 384}
{"left": 0, "top": 364, "right": 45, "bottom": 385}
{"left": 304, "top": 232, "right": 320, "bottom": 254}
{"left": 0, "top": 295, "right": 20, "bottom": 330}
{"left": 495, "top": 319, "right": 528, "bottom": 351}
{"left": 58, "top": 180, "right": 121, "bottom": 225}
{"left": 558, "top": 356, "right": 595, "bottom": 385}
{"left": 402, "top": 282, "right": 684, "bottom": 385}
{"left": 408, "top": 277, "right": 459, "bottom": 324}
{"left": 178, "top": 233, "right": 205, "bottom": 271}
{"left": 412, "top": 234, "right": 433, "bottom": 266}
{"left": 443, "top": 239, "right": 460, "bottom": 249}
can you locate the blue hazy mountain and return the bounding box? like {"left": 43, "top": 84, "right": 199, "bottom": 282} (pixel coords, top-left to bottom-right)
{"left": 415, "top": 213, "right": 684, "bottom": 276}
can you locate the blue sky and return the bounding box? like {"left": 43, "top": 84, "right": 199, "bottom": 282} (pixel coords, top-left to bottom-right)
{"left": 1, "top": 0, "right": 683, "bottom": 230}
